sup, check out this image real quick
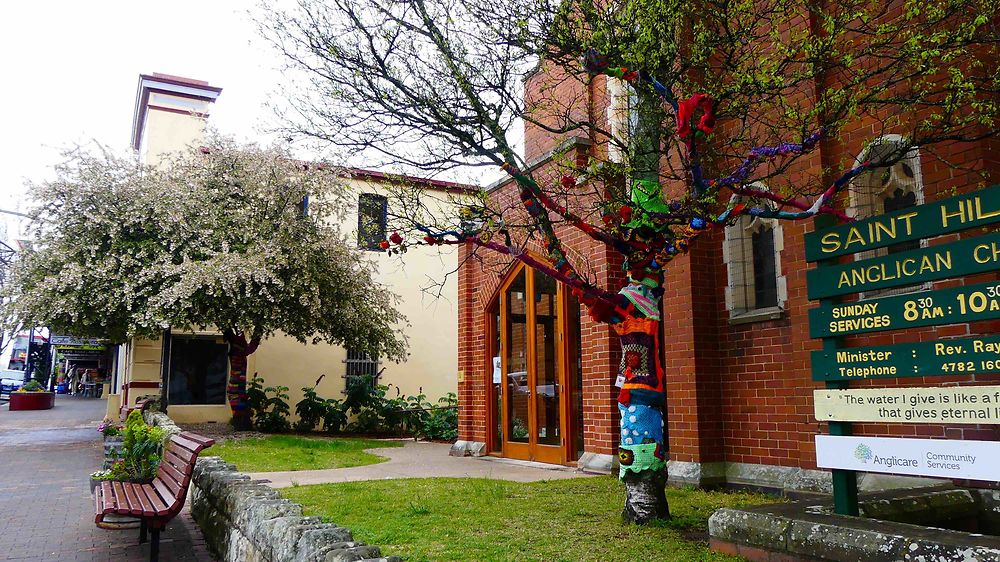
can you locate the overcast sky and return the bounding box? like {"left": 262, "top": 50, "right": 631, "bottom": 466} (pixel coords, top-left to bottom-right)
{"left": 0, "top": 1, "right": 292, "bottom": 215}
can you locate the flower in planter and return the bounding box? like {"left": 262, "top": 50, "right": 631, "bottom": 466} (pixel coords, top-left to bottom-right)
{"left": 97, "top": 418, "right": 123, "bottom": 437}
{"left": 102, "top": 410, "right": 165, "bottom": 483}
{"left": 15, "top": 380, "right": 46, "bottom": 392}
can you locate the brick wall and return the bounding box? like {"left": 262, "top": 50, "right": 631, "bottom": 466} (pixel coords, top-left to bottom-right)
{"left": 456, "top": 20, "right": 1000, "bottom": 476}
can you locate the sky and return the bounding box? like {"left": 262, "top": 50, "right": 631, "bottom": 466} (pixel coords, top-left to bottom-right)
{"left": 0, "top": 1, "right": 293, "bottom": 215}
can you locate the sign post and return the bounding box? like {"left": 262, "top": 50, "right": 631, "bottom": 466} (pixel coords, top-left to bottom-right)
{"left": 814, "top": 213, "right": 858, "bottom": 516}
{"left": 806, "top": 184, "right": 1000, "bottom": 516}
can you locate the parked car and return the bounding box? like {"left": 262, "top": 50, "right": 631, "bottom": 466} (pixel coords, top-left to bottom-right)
{"left": 0, "top": 369, "right": 26, "bottom": 395}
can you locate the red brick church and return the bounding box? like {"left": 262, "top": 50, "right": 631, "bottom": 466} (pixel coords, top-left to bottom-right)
{"left": 449, "top": 47, "right": 999, "bottom": 494}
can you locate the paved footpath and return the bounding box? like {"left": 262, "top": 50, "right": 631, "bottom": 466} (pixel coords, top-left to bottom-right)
{"left": 0, "top": 395, "right": 213, "bottom": 561}
{"left": 252, "top": 440, "right": 595, "bottom": 488}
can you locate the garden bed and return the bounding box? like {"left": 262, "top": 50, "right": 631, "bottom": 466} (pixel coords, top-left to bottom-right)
{"left": 282, "top": 476, "right": 779, "bottom": 561}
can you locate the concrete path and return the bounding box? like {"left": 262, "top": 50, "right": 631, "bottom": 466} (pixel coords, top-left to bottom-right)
{"left": 249, "top": 441, "right": 596, "bottom": 488}
{"left": 0, "top": 395, "right": 213, "bottom": 561}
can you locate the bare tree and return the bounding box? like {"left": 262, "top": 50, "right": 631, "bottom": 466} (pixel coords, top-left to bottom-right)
{"left": 262, "top": 0, "right": 999, "bottom": 522}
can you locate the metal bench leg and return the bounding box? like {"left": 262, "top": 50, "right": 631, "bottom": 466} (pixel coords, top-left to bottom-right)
{"left": 139, "top": 519, "right": 148, "bottom": 544}
{"left": 150, "top": 528, "right": 160, "bottom": 562}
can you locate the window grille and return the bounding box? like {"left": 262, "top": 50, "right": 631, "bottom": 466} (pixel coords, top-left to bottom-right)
{"left": 344, "top": 348, "right": 380, "bottom": 391}
{"left": 358, "top": 193, "right": 388, "bottom": 251}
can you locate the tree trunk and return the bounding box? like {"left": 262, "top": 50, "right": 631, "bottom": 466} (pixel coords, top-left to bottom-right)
{"left": 224, "top": 331, "right": 261, "bottom": 431}
{"left": 622, "top": 464, "right": 670, "bottom": 524}
{"left": 614, "top": 315, "right": 670, "bottom": 524}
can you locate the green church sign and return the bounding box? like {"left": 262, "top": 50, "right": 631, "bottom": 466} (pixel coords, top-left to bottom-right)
{"left": 806, "top": 231, "right": 1000, "bottom": 299}
{"left": 809, "top": 278, "right": 1000, "bottom": 338}
{"left": 811, "top": 334, "right": 1000, "bottom": 382}
{"left": 804, "top": 184, "right": 1000, "bottom": 262}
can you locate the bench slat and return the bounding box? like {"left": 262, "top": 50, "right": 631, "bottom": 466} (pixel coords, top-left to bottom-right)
{"left": 100, "top": 481, "right": 116, "bottom": 513}
{"left": 122, "top": 483, "right": 145, "bottom": 516}
{"left": 130, "top": 483, "right": 156, "bottom": 517}
{"left": 167, "top": 444, "right": 195, "bottom": 464}
{"left": 111, "top": 481, "right": 132, "bottom": 514}
{"left": 94, "top": 485, "right": 102, "bottom": 523}
{"left": 153, "top": 477, "right": 180, "bottom": 508}
{"left": 157, "top": 459, "right": 187, "bottom": 488}
{"left": 169, "top": 434, "right": 204, "bottom": 455}
{"left": 135, "top": 484, "right": 169, "bottom": 517}
{"left": 140, "top": 484, "right": 170, "bottom": 514}
{"left": 163, "top": 449, "right": 191, "bottom": 473}
{"left": 179, "top": 432, "right": 216, "bottom": 448}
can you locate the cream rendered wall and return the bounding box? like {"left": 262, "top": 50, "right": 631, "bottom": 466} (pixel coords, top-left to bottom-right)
{"left": 116, "top": 80, "right": 459, "bottom": 423}
{"left": 252, "top": 177, "right": 459, "bottom": 418}
{"left": 141, "top": 94, "right": 211, "bottom": 167}
{"left": 108, "top": 90, "right": 213, "bottom": 420}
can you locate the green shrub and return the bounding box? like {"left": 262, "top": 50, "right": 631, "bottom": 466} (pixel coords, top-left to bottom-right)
{"left": 101, "top": 410, "right": 165, "bottom": 482}
{"left": 418, "top": 393, "right": 458, "bottom": 441}
{"left": 295, "top": 376, "right": 328, "bottom": 432}
{"left": 258, "top": 385, "right": 291, "bottom": 433}
{"left": 20, "top": 380, "right": 45, "bottom": 392}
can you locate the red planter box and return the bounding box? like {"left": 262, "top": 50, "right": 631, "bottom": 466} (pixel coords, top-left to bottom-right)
{"left": 9, "top": 392, "right": 55, "bottom": 411}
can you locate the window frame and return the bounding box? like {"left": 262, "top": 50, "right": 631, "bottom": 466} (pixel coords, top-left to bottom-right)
{"left": 848, "top": 135, "right": 928, "bottom": 300}
{"left": 723, "top": 191, "right": 787, "bottom": 323}
{"left": 358, "top": 193, "right": 388, "bottom": 251}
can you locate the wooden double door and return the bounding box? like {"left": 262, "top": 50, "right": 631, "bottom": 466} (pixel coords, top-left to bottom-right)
{"left": 487, "top": 264, "right": 583, "bottom": 465}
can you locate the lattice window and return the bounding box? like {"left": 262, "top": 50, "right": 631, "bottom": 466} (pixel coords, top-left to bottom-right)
{"left": 848, "top": 136, "right": 925, "bottom": 298}
{"left": 358, "top": 193, "right": 387, "bottom": 251}
{"left": 724, "top": 192, "right": 787, "bottom": 317}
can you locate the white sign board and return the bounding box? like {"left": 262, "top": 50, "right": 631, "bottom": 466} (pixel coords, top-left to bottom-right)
{"left": 51, "top": 335, "right": 102, "bottom": 346}
{"left": 814, "top": 385, "right": 1000, "bottom": 424}
{"left": 492, "top": 357, "right": 501, "bottom": 384}
{"left": 816, "top": 435, "right": 1000, "bottom": 481}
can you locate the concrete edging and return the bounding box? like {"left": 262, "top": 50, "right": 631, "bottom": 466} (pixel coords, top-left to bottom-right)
{"left": 708, "top": 489, "right": 1000, "bottom": 562}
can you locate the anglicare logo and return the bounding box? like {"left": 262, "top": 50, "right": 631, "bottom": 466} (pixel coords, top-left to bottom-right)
{"left": 854, "top": 443, "right": 874, "bottom": 463}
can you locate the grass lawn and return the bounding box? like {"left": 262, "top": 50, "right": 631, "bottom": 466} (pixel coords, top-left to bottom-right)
{"left": 210, "top": 435, "right": 402, "bottom": 472}
{"left": 283, "top": 476, "right": 779, "bottom": 561}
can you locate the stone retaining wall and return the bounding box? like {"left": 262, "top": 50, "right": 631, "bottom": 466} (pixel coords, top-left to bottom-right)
{"left": 190, "top": 458, "right": 397, "bottom": 562}
{"left": 143, "top": 411, "right": 398, "bottom": 561}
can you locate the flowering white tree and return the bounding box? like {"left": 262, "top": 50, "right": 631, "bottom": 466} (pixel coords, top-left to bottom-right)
{"left": 3, "top": 139, "right": 406, "bottom": 428}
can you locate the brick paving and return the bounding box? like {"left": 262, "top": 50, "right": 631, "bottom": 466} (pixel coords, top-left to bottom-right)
{"left": 0, "top": 395, "right": 214, "bottom": 561}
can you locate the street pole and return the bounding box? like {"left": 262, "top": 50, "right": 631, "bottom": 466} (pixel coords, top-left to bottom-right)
{"left": 23, "top": 327, "right": 35, "bottom": 385}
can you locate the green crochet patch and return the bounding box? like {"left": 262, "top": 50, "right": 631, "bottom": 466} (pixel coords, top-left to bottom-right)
{"left": 624, "top": 179, "right": 673, "bottom": 231}
{"left": 618, "top": 442, "right": 666, "bottom": 479}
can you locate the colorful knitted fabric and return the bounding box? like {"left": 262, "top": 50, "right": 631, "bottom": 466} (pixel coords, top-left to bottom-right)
{"left": 619, "top": 283, "right": 660, "bottom": 320}
{"left": 623, "top": 179, "right": 673, "bottom": 231}
{"left": 619, "top": 403, "right": 664, "bottom": 446}
{"left": 614, "top": 317, "right": 665, "bottom": 406}
{"left": 618, "top": 442, "right": 667, "bottom": 478}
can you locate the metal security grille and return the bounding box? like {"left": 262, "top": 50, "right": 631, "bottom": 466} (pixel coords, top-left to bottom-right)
{"left": 358, "top": 193, "right": 387, "bottom": 251}
{"left": 344, "top": 348, "right": 380, "bottom": 390}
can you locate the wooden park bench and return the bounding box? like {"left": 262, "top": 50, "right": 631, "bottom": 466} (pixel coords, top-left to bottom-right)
{"left": 119, "top": 397, "right": 155, "bottom": 422}
{"left": 95, "top": 431, "right": 215, "bottom": 561}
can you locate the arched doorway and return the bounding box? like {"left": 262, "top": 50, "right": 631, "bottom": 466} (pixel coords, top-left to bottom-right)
{"left": 485, "top": 263, "right": 584, "bottom": 464}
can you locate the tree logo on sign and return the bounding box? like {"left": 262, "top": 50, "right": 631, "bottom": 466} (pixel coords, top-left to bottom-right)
{"left": 854, "top": 444, "right": 874, "bottom": 463}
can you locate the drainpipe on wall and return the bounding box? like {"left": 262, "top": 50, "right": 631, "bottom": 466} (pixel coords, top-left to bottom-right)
{"left": 158, "top": 328, "right": 171, "bottom": 414}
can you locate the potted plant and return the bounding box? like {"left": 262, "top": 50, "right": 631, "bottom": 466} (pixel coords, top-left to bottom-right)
{"left": 97, "top": 419, "right": 124, "bottom": 468}
{"left": 90, "top": 410, "right": 165, "bottom": 492}
{"left": 9, "top": 380, "right": 55, "bottom": 411}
